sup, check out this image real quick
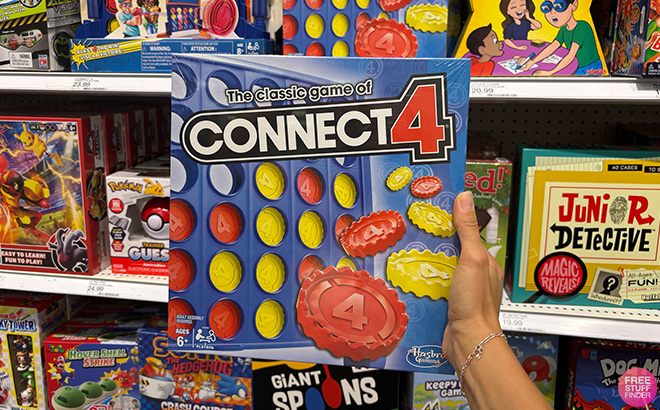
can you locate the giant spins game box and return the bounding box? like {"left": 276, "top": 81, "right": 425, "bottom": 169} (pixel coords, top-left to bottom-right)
{"left": 167, "top": 55, "right": 470, "bottom": 373}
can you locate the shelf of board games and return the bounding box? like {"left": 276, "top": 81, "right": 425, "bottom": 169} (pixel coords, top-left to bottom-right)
{"left": 0, "top": 267, "right": 167, "bottom": 302}
{"left": 4, "top": 72, "right": 660, "bottom": 101}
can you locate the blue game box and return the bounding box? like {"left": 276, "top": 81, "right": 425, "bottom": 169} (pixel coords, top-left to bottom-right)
{"left": 167, "top": 55, "right": 470, "bottom": 374}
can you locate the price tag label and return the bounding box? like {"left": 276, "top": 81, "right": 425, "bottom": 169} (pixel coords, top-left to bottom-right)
{"left": 70, "top": 77, "right": 106, "bottom": 91}
{"left": 470, "top": 82, "right": 513, "bottom": 98}
{"left": 86, "top": 280, "right": 115, "bottom": 296}
{"left": 499, "top": 312, "right": 528, "bottom": 330}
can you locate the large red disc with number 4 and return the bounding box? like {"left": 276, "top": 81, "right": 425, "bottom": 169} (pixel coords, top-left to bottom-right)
{"left": 355, "top": 18, "right": 418, "bottom": 58}
{"left": 297, "top": 266, "right": 408, "bottom": 361}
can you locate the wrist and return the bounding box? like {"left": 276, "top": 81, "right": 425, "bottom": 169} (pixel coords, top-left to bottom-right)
{"left": 443, "top": 320, "right": 503, "bottom": 371}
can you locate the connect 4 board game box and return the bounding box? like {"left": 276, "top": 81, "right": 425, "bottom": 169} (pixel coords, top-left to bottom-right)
{"left": 138, "top": 327, "right": 252, "bottom": 410}
{"left": 167, "top": 55, "right": 470, "bottom": 374}
{"left": 0, "top": 116, "right": 110, "bottom": 275}
{"left": 0, "top": 292, "right": 66, "bottom": 410}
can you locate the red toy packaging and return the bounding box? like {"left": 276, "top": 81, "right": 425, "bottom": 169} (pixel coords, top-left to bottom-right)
{"left": 44, "top": 327, "right": 140, "bottom": 410}
{"left": 0, "top": 116, "right": 111, "bottom": 275}
{"left": 0, "top": 291, "right": 66, "bottom": 410}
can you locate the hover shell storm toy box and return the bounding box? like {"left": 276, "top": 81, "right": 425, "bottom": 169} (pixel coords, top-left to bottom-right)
{"left": 0, "top": 292, "right": 66, "bottom": 410}
{"left": 168, "top": 55, "right": 470, "bottom": 374}
{"left": 0, "top": 116, "right": 110, "bottom": 275}
{"left": 138, "top": 327, "right": 252, "bottom": 410}
{"left": 44, "top": 327, "right": 140, "bottom": 410}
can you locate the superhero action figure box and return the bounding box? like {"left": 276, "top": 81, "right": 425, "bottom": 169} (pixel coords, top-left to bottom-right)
{"left": 564, "top": 338, "right": 660, "bottom": 410}
{"left": 510, "top": 156, "right": 660, "bottom": 308}
{"left": 138, "top": 327, "right": 252, "bottom": 410}
{"left": 0, "top": 116, "right": 110, "bottom": 275}
{"left": 252, "top": 360, "right": 410, "bottom": 409}
{"left": 282, "top": 0, "right": 450, "bottom": 57}
{"left": 70, "top": 39, "right": 273, "bottom": 73}
{"left": 0, "top": 292, "right": 66, "bottom": 410}
{"left": 411, "top": 332, "right": 559, "bottom": 409}
{"left": 107, "top": 166, "right": 170, "bottom": 275}
{"left": 44, "top": 326, "right": 141, "bottom": 410}
{"left": 167, "top": 55, "right": 470, "bottom": 374}
{"left": 453, "top": 0, "right": 610, "bottom": 76}
{"left": 465, "top": 158, "right": 511, "bottom": 269}
{"left": 507, "top": 146, "right": 660, "bottom": 307}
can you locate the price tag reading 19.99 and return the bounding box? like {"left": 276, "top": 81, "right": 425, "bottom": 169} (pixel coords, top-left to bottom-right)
{"left": 499, "top": 312, "right": 528, "bottom": 330}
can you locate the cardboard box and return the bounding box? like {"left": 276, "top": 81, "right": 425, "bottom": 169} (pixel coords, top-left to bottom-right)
{"left": 0, "top": 116, "right": 110, "bottom": 275}
{"left": 0, "top": 292, "right": 66, "bottom": 410}
{"left": 167, "top": 54, "right": 470, "bottom": 373}
{"left": 611, "top": 0, "right": 660, "bottom": 76}
{"left": 564, "top": 338, "right": 660, "bottom": 410}
{"left": 69, "top": 38, "right": 273, "bottom": 73}
{"left": 253, "top": 360, "right": 410, "bottom": 410}
{"left": 454, "top": 0, "right": 609, "bottom": 76}
{"left": 138, "top": 327, "right": 252, "bottom": 410}
{"left": 44, "top": 327, "right": 140, "bottom": 410}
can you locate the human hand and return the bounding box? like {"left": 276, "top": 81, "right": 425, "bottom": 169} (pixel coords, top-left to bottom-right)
{"left": 442, "top": 191, "right": 504, "bottom": 371}
{"left": 532, "top": 69, "right": 551, "bottom": 76}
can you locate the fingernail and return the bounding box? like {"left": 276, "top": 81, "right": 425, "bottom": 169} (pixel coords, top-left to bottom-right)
{"left": 460, "top": 191, "right": 474, "bottom": 211}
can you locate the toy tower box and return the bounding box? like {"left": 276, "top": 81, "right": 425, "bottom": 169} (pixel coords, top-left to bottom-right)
{"left": 454, "top": 0, "right": 609, "bottom": 76}
{"left": 107, "top": 166, "right": 170, "bottom": 276}
{"left": 0, "top": 116, "right": 110, "bottom": 275}
{"left": 43, "top": 327, "right": 140, "bottom": 410}
{"left": 137, "top": 327, "right": 252, "bottom": 410}
{"left": 0, "top": 292, "right": 66, "bottom": 410}
{"left": 167, "top": 54, "right": 470, "bottom": 374}
{"left": 564, "top": 338, "right": 660, "bottom": 410}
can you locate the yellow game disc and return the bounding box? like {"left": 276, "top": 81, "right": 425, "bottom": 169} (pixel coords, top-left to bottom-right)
{"left": 408, "top": 202, "right": 455, "bottom": 237}
{"left": 386, "top": 166, "right": 413, "bottom": 191}
{"left": 356, "top": 0, "right": 370, "bottom": 9}
{"left": 257, "top": 207, "right": 286, "bottom": 246}
{"left": 332, "top": 0, "right": 347, "bottom": 8}
{"left": 255, "top": 300, "right": 285, "bottom": 339}
{"left": 306, "top": 14, "right": 325, "bottom": 39}
{"left": 333, "top": 173, "right": 357, "bottom": 208}
{"left": 256, "top": 254, "right": 286, "bottom": 293}
{"left": 377, "top": 12, "right": 388, "bottom": 19}
{"left": 405, "top": 4, "right": 447, "bottom": 33}
{"left": 336, "top": 257, "right": 357, "bottom": 270}
{"left": 256, "top": 162, "right": 285, "bottom": 200}
{"left": 209, "top": 251, "right": 242, "bottom": 292}
{"left": 332, "top": 41, "right": 350, "bottom": 57}
{"left": 387, "top": 249, "right": 457, "bottom": 300}
{"left": 298, "top": 211, "right": 324, "bottom": 249}
{"left": 332, "top": 14, "right": 349, "bottom": 37}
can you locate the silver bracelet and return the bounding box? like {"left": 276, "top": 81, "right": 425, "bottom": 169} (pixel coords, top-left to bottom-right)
{"left": 458, "top": 332, "right": 507, "bottom": 394}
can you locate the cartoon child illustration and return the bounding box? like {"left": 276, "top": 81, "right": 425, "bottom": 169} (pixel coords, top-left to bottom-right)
{"left": 519, "top": 0, "right": 603, "bottom": 75}
{"left": 138, "top": 0, "right": 161, "bottom": 35}
{"left": 466, "top": 24, "right": 504, "bottom": 76}
{"left": 500, "top": 0, "right": 542, "bottom": 51}
{"left": 116, "top": 0, "right": 142, "bottom": 37}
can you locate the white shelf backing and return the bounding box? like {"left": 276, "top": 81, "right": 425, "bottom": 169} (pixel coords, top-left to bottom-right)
{"left": 499, "top": 293, "right": 660, "bottom": 343}
{"left": 470, "top": 77, "right": 660, "bottom": 102}
{"left": 0, "top": 72, "right": 171, "bottom": 96}
{"left": 0, "top": 268, "right": 167, "bottom": 302}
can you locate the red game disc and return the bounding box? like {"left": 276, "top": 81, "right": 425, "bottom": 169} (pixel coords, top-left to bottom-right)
{"left": 340, "top": 210, "right": 406, "bottom": 258}
{"left": 355, "top": 18, "right": 418, "bottom": 58}
{"left": 306, "top": 42, "right": 325, "bottom": 56}
{"left": 169, "top": 249, "right": 195, "bottom": 291}
{"left": 298, "top": 168, "right": 323, "bottom": 204}
{"left": 168, "top": 298, "right": 194, "bottom": 340}
{"left": 283, "top": 43, "right": 299, "bottom": 55}
{"left": 377, "top": 0, "right": 411, "bottom": 11}
{"left": 170, "top": 199, "right": 194, "bottom": 242}
{"left": 410, "top": 176, "right": 442, "bottom": 198}
{"left": 209, "top": 299, "right": 242, "bottom": 339}
{"left": 297, "top": 266, "right": 408, "bottom": 361}
{"left": 283, "top": 15, "right": 298, "bottom": 40}
{"left": 210, "top": 203, "right": 242, "bottom": 244}
{"left": 298, "top": 255, "right": 325, "bottom": 283}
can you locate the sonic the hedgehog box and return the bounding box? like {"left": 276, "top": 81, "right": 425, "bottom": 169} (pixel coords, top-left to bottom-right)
{"left": 44, "top": 326, "right": 140, "bottom": 410}
{"left": 167, "top": 55, "right": 469, "bottom": 374}
{"left": 0, "top": 291, "right": 66, "bottom": 410}
{"left": 0, "top": 116, "right": 110, "bottom": 275}
{"left": 137, "top": 327, "right": 252, "bottom": 410}
{"left": 454, "top": 0, "right": 609, "bottom": 76}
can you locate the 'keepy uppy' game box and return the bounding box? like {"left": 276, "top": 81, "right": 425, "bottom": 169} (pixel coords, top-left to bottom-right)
{"left": 167, "top": 55, "right": 470, "bottom": 373}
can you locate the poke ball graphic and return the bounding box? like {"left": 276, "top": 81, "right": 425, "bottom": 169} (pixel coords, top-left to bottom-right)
{"left": 141, "top": 197, "right": 170, "bottom": 240}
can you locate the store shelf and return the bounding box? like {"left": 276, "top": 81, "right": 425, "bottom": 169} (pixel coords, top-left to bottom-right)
{"left": 0, "top": 72, "right": 171, "bottom": 96}
{"left": 499, "top": 293, "right": 660, "bottom": 343}
{"left": 0, "top": 268, "right": 167, "bottom": 302}
{"left": 470, "top": 77, "right": 660, "bottom": 102}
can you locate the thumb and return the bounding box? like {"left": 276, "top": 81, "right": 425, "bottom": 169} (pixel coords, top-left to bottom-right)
{"left": 453, "top": 191, "right": 484, "bottom": 257}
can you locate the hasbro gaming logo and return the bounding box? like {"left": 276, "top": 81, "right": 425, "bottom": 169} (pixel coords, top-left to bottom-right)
{"left": 406, "top": 345, "right": 447, "bottom": 368}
